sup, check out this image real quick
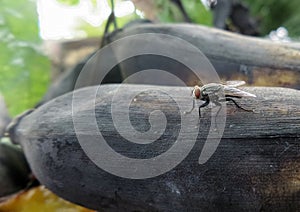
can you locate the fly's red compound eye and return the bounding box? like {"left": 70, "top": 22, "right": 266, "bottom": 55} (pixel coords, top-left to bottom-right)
{"left": 194, "top": 87, "right": 201, "bottom": 99}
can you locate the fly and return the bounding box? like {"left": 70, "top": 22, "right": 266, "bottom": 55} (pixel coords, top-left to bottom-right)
{"left": 185, "top": 81, "right": 256, "bottom": 117}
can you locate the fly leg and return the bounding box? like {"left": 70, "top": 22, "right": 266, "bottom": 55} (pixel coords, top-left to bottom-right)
{"left": 213, "top": 101, "right": 224, "bottom": 118}
{"left": 212, "top": 101, "right": 223, "bottom": 130}
{"left": 185, "top": 95, "right": 210, "bottom": 118}
{"left": 198, "top": 97, "right": 210, "bottom": 118}
{"left": 184, "top": 98, "right": 195, "bottom": 114}
{"left": 226, "top": 97, "right": 253, "bottom": 112}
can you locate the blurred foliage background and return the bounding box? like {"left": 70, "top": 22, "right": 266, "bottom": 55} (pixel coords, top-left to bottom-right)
{"left": 0, "top": 0, "right": 50, "bottom": 116}
{"left": 243, "top": 0, "right": 300, "bottom": 36}
{"left": 0, "top": 0, "right": 300, "bottom": 116}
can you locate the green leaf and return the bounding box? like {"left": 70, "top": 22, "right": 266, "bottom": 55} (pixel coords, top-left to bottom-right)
{"left": 0, "top": 0, "right": 50, "bottom": 116}
{"left": 182, "top": 0, "right": 212, "bottom": 25}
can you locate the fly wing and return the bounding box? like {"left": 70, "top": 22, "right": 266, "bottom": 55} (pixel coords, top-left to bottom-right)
{"left": 201, "top": 83, "right": 223, "bottom": 95}
{"left": 224, "top": 86, "right": 256, "bottom": 97}
{"left": 225, "top": 80, "right": 246, "bottom": 87}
